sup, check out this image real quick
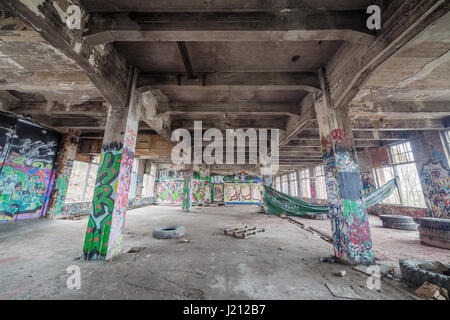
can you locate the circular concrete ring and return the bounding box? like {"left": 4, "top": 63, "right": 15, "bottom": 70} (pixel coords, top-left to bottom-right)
{"left": 417, "top": 217, "right": 450, "bottom": 231}
{"left": 380, "top": 215, "right": 415, "bottom": 224}
{"left": 382, "top": 221, "right": 418, "bottom": 231}
{"left": 419, "top": 232, "right": 450, "bottom": 250}
{"left": 153, "top": 226, "right": 185, "bottom": 239}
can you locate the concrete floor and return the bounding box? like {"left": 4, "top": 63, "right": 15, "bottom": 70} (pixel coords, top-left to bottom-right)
{"left": 0, "top": 205, "right": 425, "bottom": 300}
{"left": 294, "top": 215, "right": 450, "bottom": 266}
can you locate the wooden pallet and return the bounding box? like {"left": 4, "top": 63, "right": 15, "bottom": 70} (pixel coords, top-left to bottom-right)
{"left": 224, "top": 226, "right": 265, "bottom": 239}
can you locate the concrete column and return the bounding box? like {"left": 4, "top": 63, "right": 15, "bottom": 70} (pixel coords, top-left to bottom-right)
{"left": 182, "top": 167, "right": 193, "bottom": 212}
{"left": 83, "top": 68, "right": 141, "bottom": 261}
{"left": 314, "top": 68, "right": 374, "bottom": 265}
{"left": 135, "top": 159, "right": 146, "bottom": 199}
{"left": 296, "top": 169, "right": 301, "bottom": 199}
{"left": 410, "top": 131, "right": 449, "bottom": 218}
{"left": 46, "top": 130, "right": 78, "bottom": 218}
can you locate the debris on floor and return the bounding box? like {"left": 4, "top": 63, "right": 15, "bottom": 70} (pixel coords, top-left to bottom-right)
{"left": 126, "top": 246, "right": 147, "bottom": 253}
{"left": 325, "top": 283, "right": 361, "bottom": 300}
{"left": 336, "top": 270, "right": 346, "bottom": 277}
{"left": 288, "top": 217, "right": 333, "bottom": 243}
{"left": 178, "top": 239, "right": 191, "bottom": 243}
{"left": 224, "top": 226, "right": 265, "bottom": 239}
{"left": 320, "top": 255, "right": 336, "bottom": 263}
{"left": 415, "top": 282, "right": 449, "bottom": 300}
{"left": 280, "top": 214, "right": 287, "bottom": 219}
{"left": 418, "top": 261, "right": 450, "bottom": 275}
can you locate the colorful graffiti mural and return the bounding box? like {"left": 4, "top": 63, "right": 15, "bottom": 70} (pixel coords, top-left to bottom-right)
{"left": 420, "top": 150, "right": 449, "bottom": 218}
{"left": 224, "top": 183, "right": 263, "bottom": 204}
{"left": 321, "top": 129, "right": 374, "bottom": 265}
{"left": 83, "top": 149, "right": 122, "bottom": 260}
{"left": 361, "top": 172, "right": 375, "bottom": 195}
{"left": 0, "top": 115, "right": 60, "bottom": 223}
{"left": 213, "top": 183, "right": 224, "bottom": 202}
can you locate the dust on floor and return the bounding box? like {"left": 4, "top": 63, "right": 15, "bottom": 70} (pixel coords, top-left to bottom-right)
{"left": 0, "top": 205, "right": 421, "bottom": 300}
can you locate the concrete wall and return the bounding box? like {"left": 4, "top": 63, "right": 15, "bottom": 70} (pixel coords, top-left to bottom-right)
{"left": 153, "top": 164, "right": 263, "bottom": 205}
{"left": 0, "top": 113, "right": 61, "bottom": 223}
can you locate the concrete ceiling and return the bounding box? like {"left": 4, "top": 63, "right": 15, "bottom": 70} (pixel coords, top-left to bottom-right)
{"left": 1, "top": 0, "right": 449, "bottom": 173}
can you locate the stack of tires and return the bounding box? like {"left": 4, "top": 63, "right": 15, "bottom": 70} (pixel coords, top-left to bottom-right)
{"left": 417, "top": 218, "right": 450, "bottom": 250}
{"left": 380, "top": 215, "right": 418, "bottom": 231}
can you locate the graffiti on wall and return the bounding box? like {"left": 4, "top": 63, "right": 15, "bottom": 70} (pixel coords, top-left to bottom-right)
{"left": 420, "top": 150, "right": 450, "bottom": 218}
{"left": 213, "top": 183, "right": 224, "bottom": 202}
{"left": 322, "top": 129, "right": 374, "bottom": 265}
{"left": 224, "top": 183, "right": 263, "bottom": 204}
{"left": 0, "top": 116, "right": 60, "bottom": 223}
{"left": 156, "top": 180, "right": 183, "bottom": 203}
{"left": 361, "top": 172, "right": 375, "bottom": 195}
{"left": 192, "top": 179, "right": 210, "bottom": 203}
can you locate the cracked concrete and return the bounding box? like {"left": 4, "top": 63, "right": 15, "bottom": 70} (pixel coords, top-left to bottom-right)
{"left": 0, "top": 205, "right": 423, "bottom": 300}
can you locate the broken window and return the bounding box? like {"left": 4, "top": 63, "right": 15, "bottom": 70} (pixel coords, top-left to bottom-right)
{"left": 275, "top": 176, "right": 281, "bottom": 191}
{"left": 66, "top": 157, "right": 100, "bottom": 203}
{"left": 289, "top": 172, "right": 298, "bottom": 197}
{"left": 374, "top": 142, "right": 426, "bottom": 208}
{"left": 281, "top": 175, "right": 289, "bottom": 194}
{"left": 299, "top": 169, "right": 311, "bottom": 198}
{"left": 314, "top": 165, "right": 327, "bottom": 200}
{"left": 443, "top": 129, "right": 450, "bottom": 157}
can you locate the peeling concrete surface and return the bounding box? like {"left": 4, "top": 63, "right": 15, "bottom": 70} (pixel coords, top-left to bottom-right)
{"left": 0, "top": 205, "right": 420, "bottom": 300}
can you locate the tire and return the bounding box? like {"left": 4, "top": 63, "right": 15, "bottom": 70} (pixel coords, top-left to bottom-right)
{"left": 419, "top": 233, "right": 450, "bottom": 250}
{"left": 382, "top": 221, "right": 418, "bottom": 231}
{"left": 380, "top": 215, "right": 415, "bottom": 224}
{"left": 417, "top": 217, "right": 450, "bottom": 231}
{"left": 153, "top": 226, "right": 185, "bottom": 239}
{"left": 399, "top": 259, "right": 450, "bottom": 291}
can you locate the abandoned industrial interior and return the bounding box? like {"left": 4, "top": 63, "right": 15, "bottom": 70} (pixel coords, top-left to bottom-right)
{"left": 0, "top": 0, "right": 449, "bottom": 304}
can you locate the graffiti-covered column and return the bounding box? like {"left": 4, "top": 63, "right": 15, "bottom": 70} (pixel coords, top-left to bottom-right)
{"left": 315, "top": 68, "right": 374, "bottom": 265}
{"left": 182, "top": 167, "right": 193, "bottom": 212}
{"left": 409, "top": 131, "right": 449, "bottom": 218}
{"left": 47, "top": 130, "right": 78, "bottom": 218}
{"left": 83, "top": 70, "right": 141, "bottom": 261}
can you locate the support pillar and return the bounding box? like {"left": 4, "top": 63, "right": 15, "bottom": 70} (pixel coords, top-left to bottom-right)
{"left": 315, "top": 68, "right": 374, "bottom": 265}
{"left": 410, "top": 131, "right": 449, "bottom": 218}
{"left": 182, "top": 167, "right": 193, "bottom": 212}
{"left": 47, "top": 129, "right": 78, "bottom": 218}
{"left": 296, "top": 169, "right": 301, "bottom": 199}
{"left": 135, "top": 159, "right": 146, "bottom": 199}
{"left": 83, "top": 68, "right": 141, "bottom": 261}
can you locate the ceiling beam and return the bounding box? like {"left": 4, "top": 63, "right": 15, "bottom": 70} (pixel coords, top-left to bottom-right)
{"left": 349, "top": 100, "right": 450, "bottom": 120}
{"left": 83, "top": 11, "right": 375, "bottom": 45}
{"left": 138, "top": 72, "right": 321, "bottom": 92}
{"left": 161, "top": 102, "right": 302, "bottom": 117}
{"left": 3, "top": 0, "right": 130, "bottom": 108}
{"left": 172, "top": 118, "right": 288, "bottom": 131}
{"left": 4, "top": 101, "right": 108, "bottom": 117}
{"left": 326, "top": 0, "right": 449, "bottom": 111}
